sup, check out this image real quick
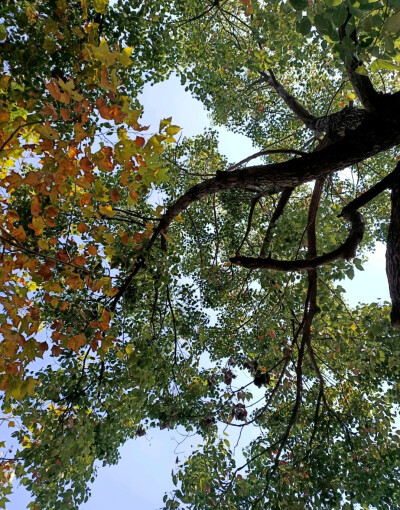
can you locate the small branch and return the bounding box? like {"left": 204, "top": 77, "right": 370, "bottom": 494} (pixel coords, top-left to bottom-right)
{"left": 226, "top": 149, "right": 307, "bottom": 172}
{"left": 260, "top": 187, "right": 294, "bottom": 257}
{"left": 260, "top": 70, "right": 316, "bottom": 129}
{"left": 0, "top": 229, "right": 91, "bottom": 274}
{"left": 236, "top": 193, "right": 264, "bottom": 254}
{"left": 212, "top": 194, "right": 220, "bottom": 264}
{"left": 231, "top": 210, "right": 365, "bottom": 271}
{"left": 340, "top": 162, "right": 400, "bottom": 217}
{"left": 338, "top": 11, "right": 382, "bottom": 113}
{"left": 166, "top": 285, "right": 178, "bottom": 366}
{"left": 0, "top": 121, "right": 38, "bottom": 152}
{"left": 176, "top": 1, "right": 220, "bottom": 28}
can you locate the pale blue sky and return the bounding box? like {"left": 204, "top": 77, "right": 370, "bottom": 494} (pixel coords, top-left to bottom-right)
{"left": 5, "top": 76, "right": 390, "bottom": 510}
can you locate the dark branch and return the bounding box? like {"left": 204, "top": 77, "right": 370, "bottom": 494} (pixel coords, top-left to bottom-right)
{"left": 230, "top": 210, "right": 364, "bottom": 271}
{"left": 227, "top": 149, "right": 307, "bottom": 172}
{"left": 340, "top": 162, "right": 400, "bottom": 217}
{"left": 260, "top": 187, "right": 294, "bottom": 257}
{"left": 387, "top": 171, "right": 400, "bottom": 327}
{"left": 338, "top": 11, "right": 382, "bottom": 113}
{"left": 236, "top": 193, "right": 264, "bottom": 254}
{"left": 260, "top": 70, "right": 316, "bottom": 129}
{"left": 152, "top": 105, "right": 400, "bottom": 240}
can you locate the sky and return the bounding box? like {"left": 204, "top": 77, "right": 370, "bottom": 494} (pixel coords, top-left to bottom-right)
{"left": 4, "top": 76, "right": 391, "bottom": 510}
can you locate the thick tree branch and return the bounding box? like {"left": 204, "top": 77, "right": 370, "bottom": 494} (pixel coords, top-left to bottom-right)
{"left": 152, "top": 105, "right": 400, "bottom": 240}
{"left": 387, "top": 172, "right": 400, "bottom": 327}
{"left": 114, "top": 104, "right": 400, "bottom": 307}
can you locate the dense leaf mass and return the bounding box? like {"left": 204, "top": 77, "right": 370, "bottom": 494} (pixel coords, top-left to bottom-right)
{"left": 1, "top": 0, "right": 400, "bottom": 509}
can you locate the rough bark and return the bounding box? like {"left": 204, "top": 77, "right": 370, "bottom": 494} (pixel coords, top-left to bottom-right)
{"left": 387, "top": 174, "right": 400, "bottom": 328}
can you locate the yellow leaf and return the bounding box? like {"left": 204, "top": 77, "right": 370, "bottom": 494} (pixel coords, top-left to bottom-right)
{"left": 117, "top": 46, "right": 134, "bottom": 67}
{"left": 90, "top": 38, "right": 117, "bottom": 67}
{"left": 37, "top": 238, "right": 49, "bottom": 250}
{"left": 159, "top": 117, "right": 172, "bottom": 132}
{"left": 93, "top": 0, "right": 109, "bottom": 14}
{"left": 165, "top": 125, "right": 181, "bottom": 136}
{"left": 58, "top": 78, "right": 84, "bottom": 102}
{"left": 28, "top": 216, "right": 46, "bottom": 236}
{"left": 99, "top": 204, "right": 117, "bottom": 217}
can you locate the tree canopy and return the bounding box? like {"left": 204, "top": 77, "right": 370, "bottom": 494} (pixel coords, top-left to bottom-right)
{"left": 1, "top": 0, "right": 400, "bottom": 508}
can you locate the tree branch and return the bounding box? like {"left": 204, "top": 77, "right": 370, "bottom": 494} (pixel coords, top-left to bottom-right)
{"left": 260, "top": 70, "right": 316, "bottom": 129}
{"left": 226, "top": 149, "right": 307, "bottom": 172}
{"left": 340, "top": 162, "right": 400, "bottom": 218}
{"left": 387, "top": 171, "right": 400, "bottom": 327}
{"left": 152, "top": 105, "right": 400, "bottom": 240}
{"left": 115, "top": 105, "right": 400, "bottom": 307}
{"left": 230, "top": 210, "right": 364, "bottom": 271}
{"left": 260, "top": 187, "right": 294, "bottom": 257}
{"left": 236, "top": 193, "right": 264, "bottom": 254}
{"left": 338, "top": 11, "right": 382, "bottom": 113}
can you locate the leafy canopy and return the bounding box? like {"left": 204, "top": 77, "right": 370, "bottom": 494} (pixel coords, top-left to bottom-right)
{"left": 1, "top": 0, "right": 400, "bottom": 509}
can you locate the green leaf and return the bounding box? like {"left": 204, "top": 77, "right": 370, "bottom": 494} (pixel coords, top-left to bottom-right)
{"left": 383, "top": 11, "right": 400, "bottom": 33}
{"left": 297, "top": 17, "right": 312, "bottom": 36}
{"left": 289, "top": 0, "right": 308, "bottom": 11}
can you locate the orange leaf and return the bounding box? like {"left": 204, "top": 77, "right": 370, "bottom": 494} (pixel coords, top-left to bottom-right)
{"left": 90, "top": 339, "right": 99, "bottom": 352}
{"left": 31, "top": 196, "right": 42, "bottom": 217}
{"left": 96, "top": 97, "right": 111, "bottom": 119}
{"left": 44, "top": 80, "right": 62, "bottom": 101}
{"left": 129, "top": 189, "right": 139, "bottom": 202}
{"left": 77, "top": 222, "right": 89, "bottom": 233}
{"left": 72, "top": 255, "right": 87, "bottom": 266}
{"left": 46, "top": 217, "right": 56, "bottom": 227}
{"left": 110, "top": 189, "right": 120, "bottom": 203}
{"left": 46, "top": 205, "right": 59, "bottom": 218}
{"left": 102, "top": 309, "right": 111, "bottom": 322}
{"left": 98, "top": 320, "right": 110, "bottom": 332}
{"left": 79, "top": 193, "right": 92, "bottom": 207}
{"left": 13, "top": 226, "right": 26, "bottom": 243}
{"left": 74, "top": 123, "right": 88, "bottom": 142}
{"left": 60, "top": 301, "right": 69, "bottom": 311}
{"left": 135, "top": 136, "right": 145, "bottom": 148}
{"left": 65, "top": 274, "right": 84, "bottom": 290}
{"left": 39, "top": 102, "right": 59, "bottom": 121}
{"left": 60, "top": 108, "right": 71, "bottom": 121}
{"left": 67, "top": 333, "right": 87, "bottom": 353}
{"left": 51, "top": 345, "right": 62, "bottom": 356}
{"left": 80, "top": 156, "right": 94, "bottom": 172}
{"left": 100, "top": 65, "right": 114, "bottom": 91}
{"left": 88, "top": 245, "right": 98, "bottom": 256}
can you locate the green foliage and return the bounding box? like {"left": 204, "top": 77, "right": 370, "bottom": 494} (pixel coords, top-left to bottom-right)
{"left": 1, "top": 1, "right": 400, "bottom": 509}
